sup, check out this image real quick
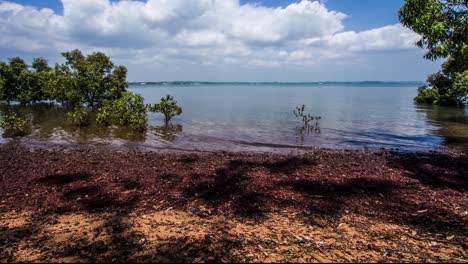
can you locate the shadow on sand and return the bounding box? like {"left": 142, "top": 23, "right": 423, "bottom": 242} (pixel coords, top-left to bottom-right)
{"left": 1, "top": 149, "right": 466, "bottom": 262}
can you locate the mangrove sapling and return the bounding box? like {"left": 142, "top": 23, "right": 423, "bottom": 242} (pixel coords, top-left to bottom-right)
{"left": 294, "top": 105, "right": 321, "bottom": 128}
{"left": 148, "top": 95, "right": 183, "bottom": 126}
{"left": 293, "top": 105, "right": 321, "bottom": 145}
{"left": 0, "top": 112, "right": 30, "bottom": 137}
{"left": 96, "top": 91, "right": 148, "bottom": 132}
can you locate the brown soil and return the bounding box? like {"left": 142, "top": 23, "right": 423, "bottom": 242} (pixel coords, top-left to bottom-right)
{"left": 0, "top": 142, "right": 467, "bottom": 263}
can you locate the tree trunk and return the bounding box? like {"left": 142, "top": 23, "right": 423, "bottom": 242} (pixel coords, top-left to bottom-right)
{"left": 164, "top": 114, "right": 170, "bottom": 127}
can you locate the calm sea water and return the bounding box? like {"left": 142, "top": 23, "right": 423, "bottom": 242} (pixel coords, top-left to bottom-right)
{"left": 1, "top": 82, "right": 467, "bottom": 152}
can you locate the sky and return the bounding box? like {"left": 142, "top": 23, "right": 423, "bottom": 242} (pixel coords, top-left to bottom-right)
{"left": 0, "top": 0, "right": 440, "bottom": 82}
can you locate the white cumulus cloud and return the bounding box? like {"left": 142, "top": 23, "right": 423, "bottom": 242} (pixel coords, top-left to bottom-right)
{"left": 0, "top": 0, "right": 424, "bottom": 80}
{"left": 327, "top": 24, "right": 420, "bottom": 52}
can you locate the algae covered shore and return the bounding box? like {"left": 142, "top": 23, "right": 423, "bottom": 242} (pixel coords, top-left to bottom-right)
{"left": 0, "top": 142, "right": 466, "bottom": 262}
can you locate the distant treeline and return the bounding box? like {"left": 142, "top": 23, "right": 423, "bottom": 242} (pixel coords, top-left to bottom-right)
{"left": 129, "top": 81, "right": 425, "bottom": 87}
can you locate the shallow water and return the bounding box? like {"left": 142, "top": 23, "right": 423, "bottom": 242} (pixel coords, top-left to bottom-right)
{"left": 1, "top": 82, "right": 467, "bottom": 152}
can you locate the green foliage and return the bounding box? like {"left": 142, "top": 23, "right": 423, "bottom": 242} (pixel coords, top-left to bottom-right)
{"left": 17, "top": 71, "right": 44, "bottom": 104}
{"left": 414, "top": 45, "right": 468, "bottom": 106}
{"left": 40, "top": 64, "right": 81, "bottom": 105}
{"left": 43, "top": 65, "right": 80, "bottom": 105}
{"left": 399, "top": 0, "right": 468, "bottom": 107}
{"left": 0, "top": 57, "right": 51, "bottom": 105}
{"left": 399, "top": 0, "right": 467, "bottom": 60}
{"left": 97, "top": 92, "right": 148, "bottom": 131}
{"left": 0, "top": 50, "right": 140, "bottom": 131}
{"left": 60, "top": 49, "right": 128, "bottom": 107}
{"left": 8, "top": 57, "right": 28, "bottom": 76}
{"left": 0, "top": 65, "right": 5, "bottom": 101}
{"left": 0, "top": 57, "right": 28, "bottom": 103}
{"left": 451, "top": 70, "right": 468, "bottom": 102}
{"left": 0, "top": 50, "right": 128, "bottom": 107}
{"left": 107, "top": 65, "right": 128, "bottom": 101}
{"left": 148, "top": 95, "right": 183, "bottom": 125}
{"left": 0, "top": 112, "right": 29, "bottom": 137}
{"left": 67, "top": 105, "right": 91, "bottom": 127}
{"left": 415, "top": 86, "right": 440, "bottom": 104}
{"left": 31, "top": 57, "right": 51, "bottom": 73}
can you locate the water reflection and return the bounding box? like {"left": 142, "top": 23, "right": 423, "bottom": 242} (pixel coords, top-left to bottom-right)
{"left": 151, "top": 124, "right": 183, "bottom": 142}
{"left": 0, "top": 111, "right": 33, "bottom": 138}
{"left": 416, "top": 105, "right": 468, "bottom": 147}
{"left": 0, "top": 103, "right": 146, "bottom": 143}
{"left": 294, "top": 123, "right": 321, "bottom": 147}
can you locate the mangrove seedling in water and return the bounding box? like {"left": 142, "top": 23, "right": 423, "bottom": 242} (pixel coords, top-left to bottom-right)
{"left": 148, "top": 95, "right": 182, "bottom": 126}
{"left": 293, "top": 105, "right": 321, "bottom": 146}
{"left": 0, "top": 112, "right": 30, "bottom": 137}
{"left": 294, "top": 105, "right": 321, "bottom": 127}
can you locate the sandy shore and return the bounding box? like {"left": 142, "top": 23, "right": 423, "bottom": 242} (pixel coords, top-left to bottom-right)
{"left": 0, "top": 142, "right": 467, "bottom": 262}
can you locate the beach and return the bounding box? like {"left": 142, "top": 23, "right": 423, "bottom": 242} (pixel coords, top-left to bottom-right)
{"left": 1, "top": 0, "right": 467, "bottom": 262}
{"left": 1, "top": 142, "right": 466, "bottom": 262}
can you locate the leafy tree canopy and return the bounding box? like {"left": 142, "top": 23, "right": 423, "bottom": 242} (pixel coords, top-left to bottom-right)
{"left": 0, "top": 50, "right": 146, "bottom": 131}
{"left": 399, "top": 0, "right": 467, "bottom": 60}
{"left": 60, "top": 49, "right": 128, "bottom": 107}
{"left": 97, "top": 91, "right": 148, "bottom": 131}
{"left": 0, "top": 62, "right": 5, "bottom": 100}
{"left": 148, "top": 95, "right": 183, "bottom": 126}
{"left": 0, "top": 57, "right": 29, "bottom": 103}
{"left": 399, "top": 0, "right": 467, "bottom": 106}
{"left": 31, "top": 57, "right": 51, "bottom": 73}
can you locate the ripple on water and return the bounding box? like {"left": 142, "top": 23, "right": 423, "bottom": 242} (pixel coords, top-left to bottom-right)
{"left": 1, "top": 84, "right": 467, "bottom": 152}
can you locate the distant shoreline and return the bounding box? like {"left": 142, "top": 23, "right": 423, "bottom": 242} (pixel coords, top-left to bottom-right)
{"left": 128, "top": 81, "right": 426, "bottom": 86}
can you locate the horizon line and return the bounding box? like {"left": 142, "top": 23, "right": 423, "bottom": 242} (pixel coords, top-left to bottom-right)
{"left": 128, "top": 81, "right": 425, "bottom": 84}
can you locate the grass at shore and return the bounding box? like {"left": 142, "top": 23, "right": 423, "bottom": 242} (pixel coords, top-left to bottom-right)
{"left": 0, "top": 143, "right": 467, "bottom": 262}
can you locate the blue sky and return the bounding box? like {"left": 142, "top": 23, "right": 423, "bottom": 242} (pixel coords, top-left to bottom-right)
{"left": 0, "top": 0, "right": 439, "bottom": 81}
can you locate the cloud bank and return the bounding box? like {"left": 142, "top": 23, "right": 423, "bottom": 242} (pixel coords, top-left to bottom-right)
{"left": 0, "top": 0, "right": 430, "bottom": 81}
